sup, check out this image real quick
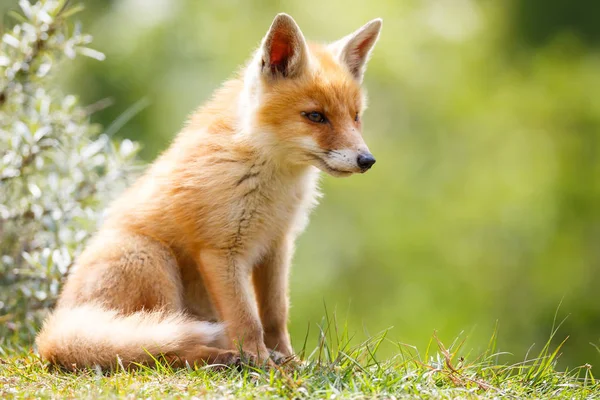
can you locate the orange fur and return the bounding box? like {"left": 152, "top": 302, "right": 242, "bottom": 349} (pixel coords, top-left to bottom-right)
{"left": 36, "top": 14, "right": 382, "bottom": 370}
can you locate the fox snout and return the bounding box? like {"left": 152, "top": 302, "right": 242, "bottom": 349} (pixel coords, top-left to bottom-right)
{"left": 316, "top": 147, "right": 375, "bottom": 176}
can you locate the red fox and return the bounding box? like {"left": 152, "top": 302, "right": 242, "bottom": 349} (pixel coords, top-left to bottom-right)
{"left": 36, "top": 13, "right": 382, "bottom": 369}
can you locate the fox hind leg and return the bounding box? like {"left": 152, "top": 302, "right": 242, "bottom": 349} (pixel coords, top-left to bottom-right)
{"left": 58, "top": 230, "right": 186, "bottom": 313}
{"left": 47, "top": 231, "right": 237, "bottom": 369}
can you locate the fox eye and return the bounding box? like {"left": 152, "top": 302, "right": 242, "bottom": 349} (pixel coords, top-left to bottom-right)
{"left": 355, "top": 112, "right": 359, "bottom": 122}
{"left": 302, "top": 111, "right": 327, "bottom": 124}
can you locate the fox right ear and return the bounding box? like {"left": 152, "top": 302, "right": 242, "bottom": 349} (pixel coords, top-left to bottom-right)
{"left": 329, "top": 18, "right": 382, "bottom": 83}
{"left": 260, "top": 13, "right": 308, "bottom": 79}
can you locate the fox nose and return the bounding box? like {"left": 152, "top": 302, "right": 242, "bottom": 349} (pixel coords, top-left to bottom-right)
{"left": 357, "top": 153, "right": 376, "bottom": 171}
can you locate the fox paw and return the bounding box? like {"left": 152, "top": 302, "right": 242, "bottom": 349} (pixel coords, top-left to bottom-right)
{"left": 269, "top": 349, "right": 297, "bottom": 367}
{"left": 210, "top": 350, "right": 274, "bottom": 369}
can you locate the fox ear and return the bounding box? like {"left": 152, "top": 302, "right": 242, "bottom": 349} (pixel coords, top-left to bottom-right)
{"left": 260, "top": 13, "right": 309, "bottom": 79}
{"left": 330, "top": 18, "right": 382, "bottom": 82}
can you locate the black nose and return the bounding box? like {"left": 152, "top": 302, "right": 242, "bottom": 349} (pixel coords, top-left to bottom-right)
{"left": 357, "top": 153, "right": 376, "bottom": 171}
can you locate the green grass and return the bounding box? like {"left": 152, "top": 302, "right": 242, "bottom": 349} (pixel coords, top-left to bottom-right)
{"left": 1, "top": 318, "right": 598, "bottom": 399}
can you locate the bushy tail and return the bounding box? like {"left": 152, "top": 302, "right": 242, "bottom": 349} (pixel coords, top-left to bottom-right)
{"left": 36, "top": 304, "right": 225, "bottom": 370}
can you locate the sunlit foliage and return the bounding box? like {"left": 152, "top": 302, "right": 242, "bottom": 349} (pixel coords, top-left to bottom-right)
{"left": 0, "top": 0, "right": 139, "bottom": 339}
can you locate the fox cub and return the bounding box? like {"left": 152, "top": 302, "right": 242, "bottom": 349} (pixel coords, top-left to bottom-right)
{"left": 36, "top": 13, "right": 382, "bottom": 369}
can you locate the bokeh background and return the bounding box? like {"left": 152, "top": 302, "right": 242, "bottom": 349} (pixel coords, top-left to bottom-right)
{"left": 2, "top": 0, "right": 599, "bottom": 369}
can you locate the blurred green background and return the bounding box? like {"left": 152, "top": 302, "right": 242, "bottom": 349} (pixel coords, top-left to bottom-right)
{"left": 2, "top": 0, "right": 599, "bottom": 368}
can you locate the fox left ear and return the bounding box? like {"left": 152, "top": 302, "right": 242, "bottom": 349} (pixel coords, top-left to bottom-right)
{"left": 260, "top": 13, "right": 309, "bottom": 80}
{"left": 330, "top": 18, "right": 382, "bottom": 83}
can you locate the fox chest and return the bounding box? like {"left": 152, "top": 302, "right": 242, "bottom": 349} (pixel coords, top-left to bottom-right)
{"left": 207, "top": 167, "right": 319, "bottom": 262}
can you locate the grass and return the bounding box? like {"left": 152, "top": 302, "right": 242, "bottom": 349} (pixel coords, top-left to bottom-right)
{"left": 1, "top": 316, "right": 598, "bottom": 399}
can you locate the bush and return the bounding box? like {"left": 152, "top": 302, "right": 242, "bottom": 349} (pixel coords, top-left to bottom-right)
{"left": 0, "top": 0, "right": 140, "bottom": 341}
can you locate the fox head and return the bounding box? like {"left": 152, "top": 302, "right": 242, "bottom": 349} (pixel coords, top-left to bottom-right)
{"left": 242, "top": 14, "right": 382, "bottom": 177}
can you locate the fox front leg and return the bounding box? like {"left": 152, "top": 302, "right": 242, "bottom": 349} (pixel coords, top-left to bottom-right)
{"left": 197, "top": 249, "right": 271, "bottom": 364}
{"left": 252, "top": 238, "right": 294, "bottom": 358}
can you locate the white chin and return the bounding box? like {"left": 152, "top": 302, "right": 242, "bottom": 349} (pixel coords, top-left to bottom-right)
{"left": 307, "top": 155, "right": 356, "bottom": 177}
{"left": 313, "top": 163, "right": 354, "bottom": 177}
{"left": 325, "top": 168, "right": 353, "bottom": 177}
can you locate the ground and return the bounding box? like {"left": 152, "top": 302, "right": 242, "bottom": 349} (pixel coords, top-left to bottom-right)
{"left": 1, "top": 325, "right": 598, "bottom": 399}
